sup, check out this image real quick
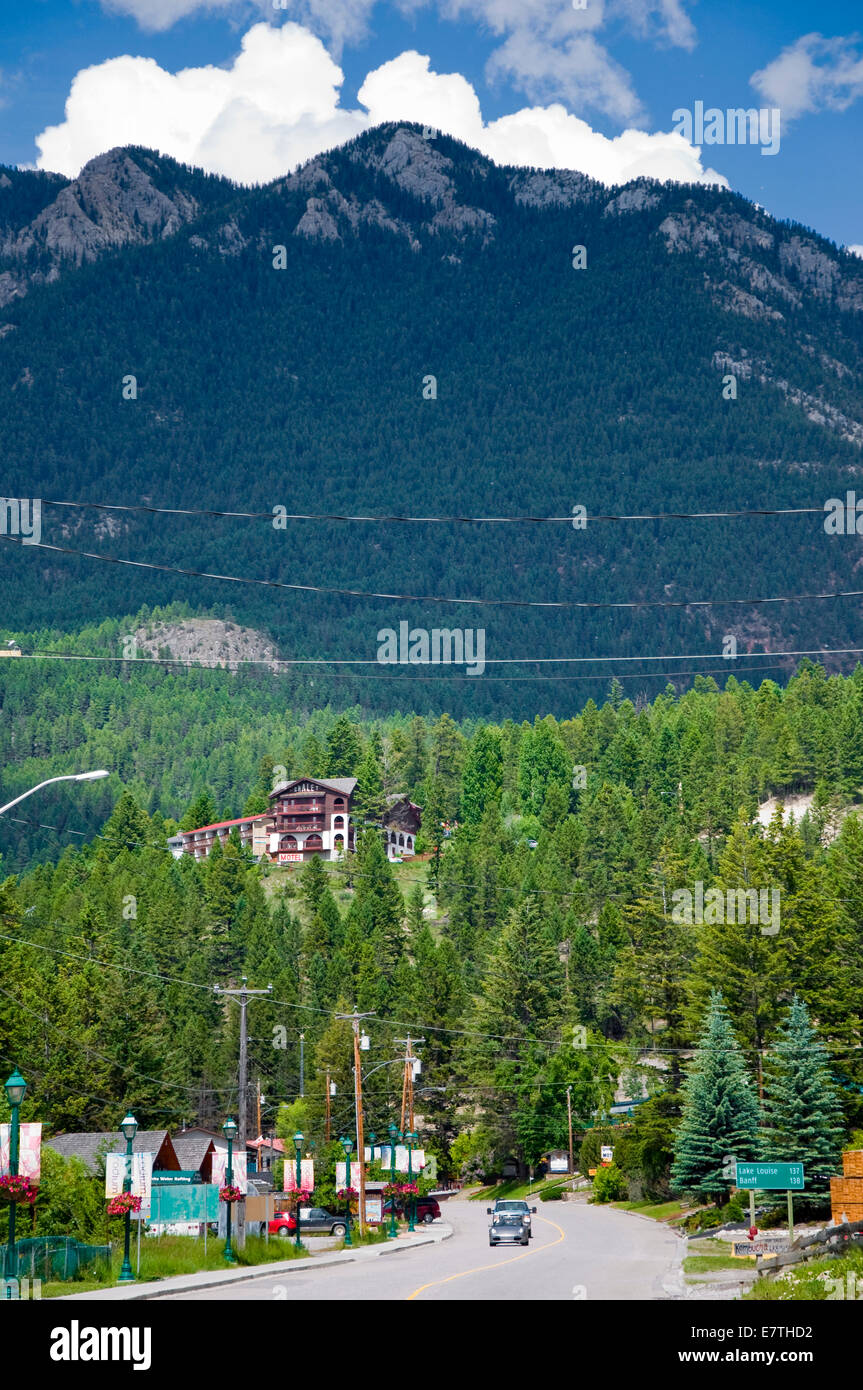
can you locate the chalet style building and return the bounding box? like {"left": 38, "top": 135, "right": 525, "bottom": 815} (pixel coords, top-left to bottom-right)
{"left": 382, "top": 794, "right": 421, "bottom": 861}
{"left": 168, "top": 777, "right": 421, "bottom": 865}
{"left": 265, "top": 777, "right": 356, "bottom": 863}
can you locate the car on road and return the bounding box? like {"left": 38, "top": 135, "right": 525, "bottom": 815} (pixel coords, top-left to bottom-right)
{"left": 490, "top": 1199, "right": 537, "bottom": 1237}
{"left": 382, "top": 1195, "right": 442, "bottom": 1224}
{"left": 488, "top": 1207, "right": 530, "bottom": 1247}
{"left": 268, "top": 1207, "right": 348, "bottom": 1237}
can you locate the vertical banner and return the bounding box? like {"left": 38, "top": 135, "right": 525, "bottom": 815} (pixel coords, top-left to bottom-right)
{"left": 105, "top": 1151, "right": 154, "bottom": 1205}
{"left": 211, "top": 1151, "right": 248, "bottom": 1194}
{"left": 336, "top": 1162, "right": 364, "bottom": 1189}
{"left": 283, "top": 1158, "right": 314, "bottom": 1192}
{"left": 0, "top": 1122, "right": 42, "bottom": 1180}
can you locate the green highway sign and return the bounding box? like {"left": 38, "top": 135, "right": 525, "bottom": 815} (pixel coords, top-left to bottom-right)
{"left": 734, "top": 1162, "right": 804, "bottom": 1190}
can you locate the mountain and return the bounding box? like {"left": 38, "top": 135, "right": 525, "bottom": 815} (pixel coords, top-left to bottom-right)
{"left": 2, "top": 123, "right": 863, "bottom": 719}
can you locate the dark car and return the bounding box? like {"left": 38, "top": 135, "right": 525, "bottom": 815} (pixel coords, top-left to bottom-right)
{"left": 488, "top": 1206, "right": 529, "bottom": 1247}
{"left": 491, "top": 1199, "right": 537, "bottom": 1237}
{"left": 383, "top": 1195, "right": 442, "bottom": 1224}
{"left": 268, "top": 1206, "right": 347, "bottom": 1237}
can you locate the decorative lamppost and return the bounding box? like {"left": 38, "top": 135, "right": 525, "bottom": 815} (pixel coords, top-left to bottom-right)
{"left": 222, "top": 1117, "right": 238, "bottom": 1264}
{"left": 368, "top": 1132, "right": 376, "bottom": 1164}
{"left": 292, "top": 1131, "right": 304, "bottom": 1250}
{"left": 339, "top": 1135, "right": 353, "bottom": 1247}
{"left": 3, "top": 1068, "right": 26, "bottom": 1290}
{"left": 405, "top": 1130, "right": 418, "bottom": 1233}
{"left": 388, "top": 1123, "right": 401, "bottom": 1239}
{"left": 118, "top": 1111, "right": 138, "bottom": 1283}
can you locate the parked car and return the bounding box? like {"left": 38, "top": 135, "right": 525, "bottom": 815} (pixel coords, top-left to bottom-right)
{"left": 487, "top": 1207, "right": 529, "bottom": 1247}
{"left": 382, "top": 1195, "right": 441, "bottom": 1224}
{"left": 491, "top": 1199, "right": 537, "bottom": 1237}
{"left": 268, "top": 1207, "right": 347, "bottom": 1237}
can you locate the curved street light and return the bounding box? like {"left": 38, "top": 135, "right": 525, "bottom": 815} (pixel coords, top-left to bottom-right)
{"left": 0, "top": 770, "right": 110, "bottom": 816}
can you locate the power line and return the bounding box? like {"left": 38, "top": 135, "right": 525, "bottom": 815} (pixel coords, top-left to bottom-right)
{"left": 39, "top": 498, "right": 828, "bottom": 525}
{"left": 6, "top": 531, "right": 863, "bottom": 610}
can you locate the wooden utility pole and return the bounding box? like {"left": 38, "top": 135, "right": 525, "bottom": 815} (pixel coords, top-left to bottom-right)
{"left": 325, "top": 1070, "right": 331, "bottom": 1144}
{"left": 336, "top": 1009, "right": 375, "bottom": 1236}
{"left": 394, "top": 1035, "right": 425, "bottom": 1132}
{"left": 214, "top": 976, "right": 273, "bottom": 1249}
{"left": 566, "top": 1085, "right": 575, "bottom": 1181}
{"left": 255, "top": 1079, "right": 262, "bottom": 1138}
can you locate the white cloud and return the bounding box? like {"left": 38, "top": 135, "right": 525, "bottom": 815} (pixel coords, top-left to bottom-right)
{"left": 99, "top": 0, "right": 700, "bottom": 119}
{"left": 100, "top": 0, "right": 240, "bottom": 30}
{"left": 751, "top": 32, "right": 863, "bottom": 121}
{"left": 36, "top": 23, "right": 726, "bottom": 190}
{"left": 848, "top": 244, "right": 863, "bottom": 258}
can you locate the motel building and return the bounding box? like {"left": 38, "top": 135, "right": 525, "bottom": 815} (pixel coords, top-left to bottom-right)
{"left": 167, "top": 777, "right": 422, "bottom": 866}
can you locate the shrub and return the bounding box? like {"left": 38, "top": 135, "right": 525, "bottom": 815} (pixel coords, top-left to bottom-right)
{"left": 591, "top": 1164, "right": 628, "bottom": 1203}
{"left": 540, "top": 1187, "right": 564, "bottom": 1201}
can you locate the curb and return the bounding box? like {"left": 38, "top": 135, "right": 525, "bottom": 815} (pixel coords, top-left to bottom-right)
{"left": 55, "top": 1225, "right": 454, "bottom": 1301}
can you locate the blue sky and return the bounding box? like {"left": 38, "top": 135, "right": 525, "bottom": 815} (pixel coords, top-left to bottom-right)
{"left": 2, "top": 0, "right": 862, "bottom": 248}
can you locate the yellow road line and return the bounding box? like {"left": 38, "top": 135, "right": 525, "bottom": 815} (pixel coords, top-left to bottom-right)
{"left": 406, "top": 1215, "right": 566, "bottom": 1300}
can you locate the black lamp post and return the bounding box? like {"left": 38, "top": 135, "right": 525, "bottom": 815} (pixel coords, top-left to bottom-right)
{"left": 118, "top": 1111, "right": 138, "bottom": 1283}
{"left": 339, "top": 1135, "right": 353, "bottom": 1247}
{"left": 3, "top": 1069, "right": 26, "bottom": 1294}
{"left": 222, "top": 1117, "right": 238, "bottom": 1264}
{"left": 388, "top": 1123, "right": 401, "bottom": 1239}
{"left": 292, "top": 1131, "right": 304, "bottom": 1250}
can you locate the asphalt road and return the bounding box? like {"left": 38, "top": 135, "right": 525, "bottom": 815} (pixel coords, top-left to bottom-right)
{"left": 165, "top": 1198, "right": 683, "bottom": 1301}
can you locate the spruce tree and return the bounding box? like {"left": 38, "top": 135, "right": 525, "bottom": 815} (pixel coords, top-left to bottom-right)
{"left": 670, "top": 991, "right": 760, "bottom": 1202}
{"left": 761, "top": 995, "right": 845, "bottom": 1184}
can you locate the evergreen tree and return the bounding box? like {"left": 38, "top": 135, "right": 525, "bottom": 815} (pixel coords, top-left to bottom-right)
{"left": 671, "top": 991, "right": 761, "bottom": 1203}
{"left": 761, "top": 996, "right": 845, "bottom": 1184}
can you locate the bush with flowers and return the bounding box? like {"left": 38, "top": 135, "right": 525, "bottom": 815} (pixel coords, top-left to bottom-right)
{"left": 106, "top": 1192, "right": 142, "bottom": 1217}
{"left": 0, "top": 1174, "right": 37, "bottom": 1205}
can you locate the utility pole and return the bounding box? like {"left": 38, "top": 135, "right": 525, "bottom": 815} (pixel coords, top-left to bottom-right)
{"left": 299, "top": 1032, "right": 305, "bottom": 1097}
{"left": 214, "top": 976, "right": 273, "bottom": 1249}
{"left": 255, "top": 1079, "right": 262, "bottom": 1138}
{"left": 394, "top": 1035, "right": 425, "bottom": 1133}
{"left": 325, "top": 1071, "right": 332, "bottom": 1144}
{"left": 566, "top": 1085, "right": 575, "bottom": 1184}
{"left": 336, "top": 1009, "right": 375, "bottom": 1236}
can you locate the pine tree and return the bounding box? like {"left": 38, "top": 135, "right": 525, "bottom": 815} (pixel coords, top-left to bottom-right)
{"left": 353, "top": 746, "right": 386, "bottom": 825}
{"left": 461, "top": 725, "right": 503, "bottom": 825}
{"left": 324, "top": 715, "right": 362, "bottom": 778}
{"left": 761, "top": 996, "right": 845, "bottom": 1184}
{"left": 670, "top": 991, "right": 761, "bottom": 1203}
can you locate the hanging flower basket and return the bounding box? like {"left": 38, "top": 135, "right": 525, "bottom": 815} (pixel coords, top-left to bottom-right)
{"left": 106, "top": 1192, "right": 142, "bottom": 1218}
{"left": 219, "top": 1184, "right": 243, "bottom": 1204}
{"left": 336, "top": 1186, "right": 358, "bottom": 1212}
{"left": 0, "top": 1175, "right": 37, "bottom": 1205}
{"left": 285, "top": 1187, "right": 314, "bottom": 1209}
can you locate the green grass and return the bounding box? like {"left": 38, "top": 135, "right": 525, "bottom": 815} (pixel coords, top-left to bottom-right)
{"left": 469, "top": 1175, "right": 575, "bottom": 1203}
{"left": 684, "top": 1254, "right": 756, "bottom": 1274}
{"left": 744, "top": 1246, "right": 863, "bottom": 1301}
{"left": 612, "top": 1199, "right": 686, "bottom": 1221}
{"left": 35, "top": 1233, "right": 308, "bottom": 1298}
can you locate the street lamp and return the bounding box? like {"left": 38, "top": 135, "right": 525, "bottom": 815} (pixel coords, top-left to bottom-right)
{"left": 118, "top": 1111, "right": 138, "bottom": 1283}
{"left": 0, "top": 770, "right": 109, "bottom": 816}
{"left": 368, "top": 1132, "right": 376, "bottom": 1164}
{"left": 222, "top": 1117, "right": 238, "bottom": 1264}
{"left": 339, "top": 1135, "right": 353, "bottom": 1247}
{"left": 3, "top": 1068, "right": 26, "bottom": 1295}
{"left": 405, "top": 1130, "right": 418, "bottom": 1233}
{"left": 292, "top": 1131, "right": 304, "bottom": 1250}
{"left": 388, "top": 1123, "right": 401, "bottom": 1239}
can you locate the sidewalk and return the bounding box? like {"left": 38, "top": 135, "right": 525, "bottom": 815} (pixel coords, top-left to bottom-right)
{"left": 56, "top": 1225, "right": 453, "bottom": 1301}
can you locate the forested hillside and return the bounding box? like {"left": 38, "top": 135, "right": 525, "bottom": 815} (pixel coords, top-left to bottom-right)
{"left": 2, "top": 660, "right": 861, "bottom": 1182}
{"left": 2, "top": 125, "right": 863, "bottom": 720}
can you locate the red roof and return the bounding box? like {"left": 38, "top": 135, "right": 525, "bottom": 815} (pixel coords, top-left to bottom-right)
{"left": 248, "top": 1135, "right": 286, "bottom": 1152}
{"left": 181, "top": 815, "right": 265, "bottom": 835}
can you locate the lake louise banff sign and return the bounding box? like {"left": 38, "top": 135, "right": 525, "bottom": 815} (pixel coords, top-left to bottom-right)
{"left": 734, "top": 1162, "right": 805, "bottom": 1190}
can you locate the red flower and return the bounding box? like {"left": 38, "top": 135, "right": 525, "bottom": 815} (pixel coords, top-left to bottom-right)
{"left": 107, "top": 1192, "right": 142, "bottom": 1217}
{"left": 0, "top": 1174, "right": 37, "bottom": 1205}
{"left": 219, "top": 1184, "right": 243, "bottom": 1203}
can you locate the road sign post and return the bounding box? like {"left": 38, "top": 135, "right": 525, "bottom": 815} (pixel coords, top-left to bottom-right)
{"left": 733, "top": 1163, "right": 804, "bottom": 1246}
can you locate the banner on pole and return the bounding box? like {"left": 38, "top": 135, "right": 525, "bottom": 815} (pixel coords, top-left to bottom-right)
{"left": 284, "top": 1158, "right": 314, "bottom": 1192}
{"left": 211, "top": 1151, "right": 248, "bottom": 1194}
{"left": 105, "top": 1152, "right": 153, "bottom": 1212}
{"left": 0, "top": 1122, "right": 42, "bottom": 1181}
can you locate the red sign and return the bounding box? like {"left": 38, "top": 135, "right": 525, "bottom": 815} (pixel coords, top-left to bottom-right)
{"left": 279, "top": 853, "right": 303, "bottom": 863}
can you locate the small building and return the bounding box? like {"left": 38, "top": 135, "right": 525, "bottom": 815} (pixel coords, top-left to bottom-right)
{"left": 382, "top": 794, "right": 422, "bottom": 860}
{"left": 0, "top": 640, "right": 21, "bottom": 657}
{"left": 263, "top": 777, "right": 357, "bottom": 863}
{"left": 167, "top": 814, "right": 267, "bottom": 861}
{"left": 45, "top": 1130, "right": 181, "bottom": 1174}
